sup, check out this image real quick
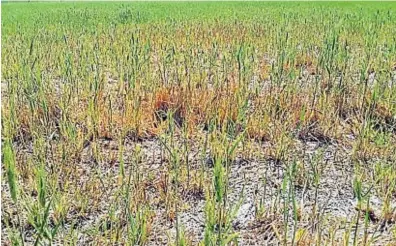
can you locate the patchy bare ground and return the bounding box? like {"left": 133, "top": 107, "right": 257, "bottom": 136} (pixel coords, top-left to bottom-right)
{"left": 2, "top": 135, "right": 395, "bottom": 245}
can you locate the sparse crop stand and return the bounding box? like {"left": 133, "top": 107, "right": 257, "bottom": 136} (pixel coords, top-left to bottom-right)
{"left": 1, "top": 2, "right": 396, "bottom": 245}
